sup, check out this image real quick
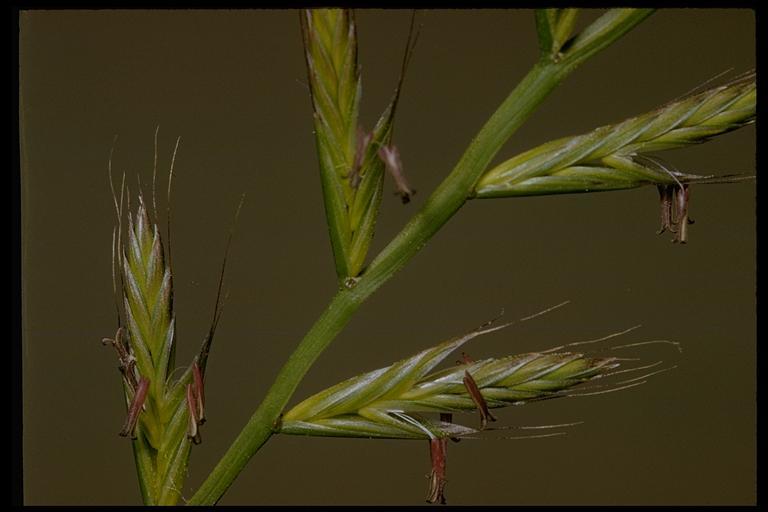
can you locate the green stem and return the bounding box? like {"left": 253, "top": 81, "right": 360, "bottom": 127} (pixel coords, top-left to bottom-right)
{"left": 188, "top": 290, "right": 359, "bottom": 505}
{"left": 188, "top": 61, "right": 565, "bottom": 507}
{"left": 188, "top": 9, "right": 653, "bottom": 505}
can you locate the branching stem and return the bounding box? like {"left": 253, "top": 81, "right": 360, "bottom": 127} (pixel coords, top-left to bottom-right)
{"left": 188, "top": 9, "right": 653, "bottom": 505}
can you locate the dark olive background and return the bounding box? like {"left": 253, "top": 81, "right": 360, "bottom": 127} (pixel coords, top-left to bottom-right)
{"left": 20, "top": 9, "right": 755, "bottom": 505}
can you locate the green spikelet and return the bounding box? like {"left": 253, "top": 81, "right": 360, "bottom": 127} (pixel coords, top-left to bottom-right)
{"left": 301, "top": 8, "right": 403, "bottom": 280}
{"left": 278, "top": 318, "right": 673, "bottom": 505}
{"left": 279, "top": 321, "right": 624, "bottom": 440}
{"left": 104, "top": 193, "right": 206, "bottom": 505}
{"left": 474, "top": 71, "right": 755, "bottom": 198}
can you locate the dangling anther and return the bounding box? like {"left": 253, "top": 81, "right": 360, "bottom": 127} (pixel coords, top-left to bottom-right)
{"left": 378, "top": 144, "right": 415, "bottom": 204}
{"left": 463, "top": 370, "right": 496, "bottom": 430}
{"left": 119, "top": 377, "right": 150, "bottom": 439}
{"left": 186, "top": 382, "right": 202, "bottom": 445}
{"left": 673, "top": 185, "right": 691, "bottom": 244}
{"left": 656, "top": 185, "right": 673, "bottom": 235}
{"left": 457, "top": 352, "right": 496, "bottom": 429}
{"left": 657, "top": 183, "right": 694, "bottom": 243}
{"left": 185, "top": 360, "right": 206, "bottom": 444}
{"left": 191, "top": 360, "right": 206, "bottom": 424}
{"left": 426, "top": 437, "right": 448, "bottom": 505}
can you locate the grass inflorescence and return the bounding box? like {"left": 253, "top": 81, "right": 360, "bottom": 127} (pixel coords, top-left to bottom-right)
{"left": 475, "top": 71, "right": 755, "bottom": 199}
{"left": 102, "top": 138, "right": 226, "bottom": 505}
{"left": 278, "top": 308, "right": 677, "bottom": 503}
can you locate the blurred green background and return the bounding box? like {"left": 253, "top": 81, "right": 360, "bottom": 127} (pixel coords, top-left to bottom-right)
{"left": 20, "top": 9, "right": 755, "bottom": 505}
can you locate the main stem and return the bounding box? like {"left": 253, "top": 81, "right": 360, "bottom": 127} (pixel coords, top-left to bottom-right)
{"left": 188, "top": 61, "right": 566, "bottom": 505}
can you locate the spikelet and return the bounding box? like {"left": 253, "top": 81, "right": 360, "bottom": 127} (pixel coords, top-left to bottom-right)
{"left": 280, "top": 321, "right": 631, "bottom": 440}
{"left": 301, "top": 8, "right": 411, "bottom": 279}
{"left": 475, "top": 72, "right": 755, "bottom": 198}
{"left": 103, "top": 142, "right": 214, "bottom": 505}
{"left": 278, "top": 317, "right": 671, "bottom": 504}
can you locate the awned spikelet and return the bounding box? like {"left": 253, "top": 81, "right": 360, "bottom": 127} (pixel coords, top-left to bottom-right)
{"left": 301, "top": 8, "right": 416, "bottom": 279}
{"left": 278, "top": 314, "right": 672, "bottom": 503}
{"left": 103, "top": 140, "right": 221, "bottom": 505}
{"left": 474, "top": 71, "right": 755, "bottom": 242}
{"left": 280, "top": 322, "right": 625, "bottom": 438}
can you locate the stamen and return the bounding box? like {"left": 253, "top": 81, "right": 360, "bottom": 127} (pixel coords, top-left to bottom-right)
{"left": 192, "top": 361, "right": 206, "bottom": 424}
{"left": 463, "top": 370, "right": 496, "bottom": 429}
{"left": 657, "top": 183, "right": 694, "bottom": 243}
{"left": 426, "top": 437, "right": 448, "bottom": 504}
{"left": 378, "top": 144, "right": 415, "bottom": 203}
{"left": 674, "top": 185, "right": 691, "bottom": 243}
{"left": 119, "top": 377, "right": 150, "bottom": 439}
{"left": 186, "top": 383, "right": 202, "bottom": 445}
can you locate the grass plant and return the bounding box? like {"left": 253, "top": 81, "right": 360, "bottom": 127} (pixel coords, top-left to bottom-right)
{"left": 102, "top": 9, "right": 755, "bottom": 505}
